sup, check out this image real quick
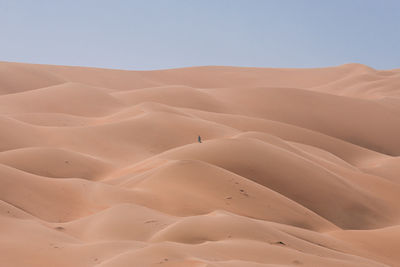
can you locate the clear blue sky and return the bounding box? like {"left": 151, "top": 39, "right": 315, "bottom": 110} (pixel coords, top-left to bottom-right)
{"left": 1, "top": 0, "right": 399, "bottom": 70}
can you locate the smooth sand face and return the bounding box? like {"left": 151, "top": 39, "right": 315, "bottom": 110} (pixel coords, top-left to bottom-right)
{"left": 1, "top": 61, "right": 400, "bottom": 267}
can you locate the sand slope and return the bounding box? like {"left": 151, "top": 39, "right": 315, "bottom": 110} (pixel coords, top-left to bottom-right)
{"left": 1, "top": 61, "right": 400, "bottom": 266}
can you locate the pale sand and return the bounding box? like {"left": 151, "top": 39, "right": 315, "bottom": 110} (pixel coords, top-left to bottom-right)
{"left": 1, "top": 61, "right": 400, "bottom": 266}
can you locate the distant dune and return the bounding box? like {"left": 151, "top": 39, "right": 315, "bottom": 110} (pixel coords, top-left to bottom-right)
{"left": 1, "top": 61, "right": 400, "bottom": 266}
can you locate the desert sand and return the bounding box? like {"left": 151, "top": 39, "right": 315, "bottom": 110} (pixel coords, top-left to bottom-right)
{"left": 1, "top": 61, "right": 400, "bottom": 266}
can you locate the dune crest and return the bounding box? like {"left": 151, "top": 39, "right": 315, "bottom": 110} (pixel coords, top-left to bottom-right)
{"left": 1, "top": 61, "right": 399, "bottom": 266}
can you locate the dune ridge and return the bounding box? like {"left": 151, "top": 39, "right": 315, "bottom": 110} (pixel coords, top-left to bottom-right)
{"left": 1, "top": 61, "right": 400, "bottom": 266}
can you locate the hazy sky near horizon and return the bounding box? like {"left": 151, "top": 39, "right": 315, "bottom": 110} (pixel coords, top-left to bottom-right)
{"left": 1, "top": 0, "right": 399, "bottom": 70}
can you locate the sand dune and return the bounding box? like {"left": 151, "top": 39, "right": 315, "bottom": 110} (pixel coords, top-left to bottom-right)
{"left": 1, "top": 61, "right": 400, "bottom": 266}
{"left": 0, "top": 82, "right": 124, "bottom": 116}
{"left": 0, "top": 147, "right": 114, "bottom": 179}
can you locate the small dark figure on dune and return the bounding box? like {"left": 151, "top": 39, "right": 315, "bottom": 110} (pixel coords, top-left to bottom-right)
{"left": 198, "top": 135, "right": 202, "bottom": 143}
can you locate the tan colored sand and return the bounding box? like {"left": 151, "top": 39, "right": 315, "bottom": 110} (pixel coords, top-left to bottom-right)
{"left": 1, "top": 61, "right": 400, "bottom": 266}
